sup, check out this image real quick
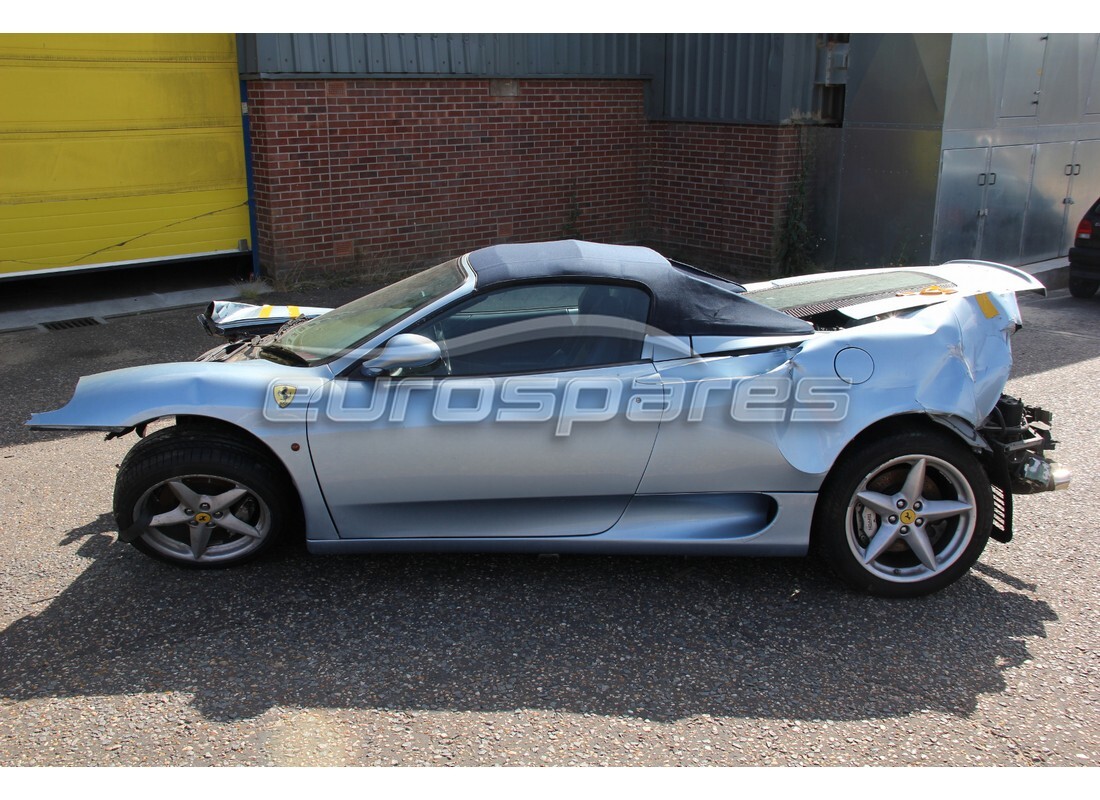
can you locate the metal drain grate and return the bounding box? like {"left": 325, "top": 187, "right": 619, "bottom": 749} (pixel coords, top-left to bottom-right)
{"left": 40, "top": 317, "right": 104, "bottom": 331}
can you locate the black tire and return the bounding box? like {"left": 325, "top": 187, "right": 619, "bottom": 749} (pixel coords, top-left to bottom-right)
{"left": 813, "top": 429, "right": 993, "bottom": 598}
{"left": 1068, "top": 276, "right": 1099, "bottom": 299}
{"left": 114, "top": 425, "right": 295, "bottom": 568}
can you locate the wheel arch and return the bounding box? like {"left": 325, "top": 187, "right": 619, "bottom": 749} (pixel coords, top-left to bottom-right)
{"left": 811, "top": 411, "right": 990, "bottom": 531}
{"left": 818, "top": 413, "right": 990, "bottom": 495}
{"left": 831, "top": 412, "right": 987, "bottom": 473}
{"left": 133, "top": 414, "right": 306, "bottom": 524}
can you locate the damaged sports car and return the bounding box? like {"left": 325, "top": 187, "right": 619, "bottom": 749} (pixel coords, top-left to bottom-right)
{"left": 29, "top": 240, "right": 1069, "bottom": 596}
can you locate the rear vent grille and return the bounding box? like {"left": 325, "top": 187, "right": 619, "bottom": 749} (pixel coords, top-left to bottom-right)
{"left": 40, "top": 317, "right": 104, "bottom": 331}
{"left": 776, "top": 283, "right": 959, "bottom": 319}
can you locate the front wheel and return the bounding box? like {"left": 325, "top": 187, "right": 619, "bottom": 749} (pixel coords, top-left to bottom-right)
{"left": 114, "top": 427, "right": 294, "bottom": 568}
{"left": 813, "top": 430, "right": 993, "bottom": 597}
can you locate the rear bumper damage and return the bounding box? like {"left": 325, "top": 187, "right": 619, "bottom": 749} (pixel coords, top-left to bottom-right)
{"left": 979, "top": 394, "right": 1070, "bottom": 542}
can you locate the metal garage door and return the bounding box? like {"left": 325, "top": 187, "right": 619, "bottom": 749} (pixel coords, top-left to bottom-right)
{"left": 0, "top": 34, "right": 249, "bottom": 279}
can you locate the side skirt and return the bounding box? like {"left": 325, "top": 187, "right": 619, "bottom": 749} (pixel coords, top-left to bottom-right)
{"left": 305, "top": 492, "right": 816, "bottom": 557}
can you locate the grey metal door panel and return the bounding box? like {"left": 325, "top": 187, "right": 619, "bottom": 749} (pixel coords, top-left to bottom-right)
{"left": 979, "top": 145, "right": 1032, "bottom": 264}
{"left": 307, "top": 363, "right": 663, "bottom": 539}
{"left": 1037, "top": 35, "right": 1084, "bottom": 125}
{"left": 1066, "top": 140, "right": 1100, "bottom": 249}
{"left": 1022, "top": 141, "right": 1074, "bottom": 262}
{"left": 1000, "top": 34, "right": 1046, "bottom": 118}
{"left": 932, "top": 148, "right": 988, "bottom": 263}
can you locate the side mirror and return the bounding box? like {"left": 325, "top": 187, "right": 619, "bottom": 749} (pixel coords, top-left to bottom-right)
{"left": 361, "top": 333, "right": 442, "bottom": 376}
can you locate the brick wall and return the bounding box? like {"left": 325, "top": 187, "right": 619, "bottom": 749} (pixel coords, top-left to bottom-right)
{"left": 248, "top": 79, "right": 649, "bottom": 279}
{"left": 646, "top": 123, "right": 805, "bottom": 274}
{"left": 248, "top": 78, "right": 802, "bottom": 280}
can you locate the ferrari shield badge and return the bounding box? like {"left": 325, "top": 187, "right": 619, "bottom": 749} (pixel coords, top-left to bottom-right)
{"left": 273, "top": 384, "right": 297, "bottom": 408}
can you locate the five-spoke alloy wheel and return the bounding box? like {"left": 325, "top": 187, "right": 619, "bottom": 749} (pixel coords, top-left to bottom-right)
{"left": 114, "top": 426, "right": 293, "bottom": 568}
{"left": 131, "top": 474, "right": 273, "bottom": 564}
{"left": 814, "top": 429, "right": 993, "bottom": 597}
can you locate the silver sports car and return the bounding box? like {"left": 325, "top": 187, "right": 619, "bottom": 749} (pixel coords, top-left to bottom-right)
{"left": 29, "top": 240, "right": 1069, "bottom": 597}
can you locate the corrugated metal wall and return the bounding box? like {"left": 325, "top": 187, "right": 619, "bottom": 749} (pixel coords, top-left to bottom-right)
{"left": 239, "top": 33, "right": 647, "bottom": 78}
{"left": 651, "top": 34, "right": 819, "bottom": 124}
{"left": 238, "top": 33, "right": 823, "bottom": 125}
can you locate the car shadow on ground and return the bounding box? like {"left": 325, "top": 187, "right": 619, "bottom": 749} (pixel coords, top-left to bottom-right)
{"left": 0, "top": 513, "right": 1057, "bottom": 724}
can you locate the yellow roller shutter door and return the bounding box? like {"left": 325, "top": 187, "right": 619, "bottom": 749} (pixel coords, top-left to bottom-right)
{"left": 0, "top": 33, "right": 250, "bottom": 277}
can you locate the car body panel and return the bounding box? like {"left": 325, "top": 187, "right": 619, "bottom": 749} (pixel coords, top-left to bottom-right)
{"left": 199, "top": 300, "right": 334, "bottom": 339}
{"left": 741, "top": 260, "right": 1044, "bottom": 322}
{"left": 307, "top": 362, "right": 663, "bottom": 538}
{"left": 26, "top": 241, "right": 1054, "bottom": 558}
{"left": 27, "top": 360, "right": 343, "bottom": 541}
{"left": 637, "top": 290, "right": 1021, "bottom": 494}
{"left": 27, "top": 360, "right": 319, "bottom": 432}
{"left": 307, "top": 492, "right": 816, "bottom": 557}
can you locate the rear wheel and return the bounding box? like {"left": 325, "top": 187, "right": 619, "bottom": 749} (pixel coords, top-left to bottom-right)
{"left": 813, "top": 430, "right": 992, "bottom": 597}
{"left": 114, "top": 426, "right": 293, "bottom": 568}
{"left": 1068, "top": 276, "right": 1099, "bottom": 299}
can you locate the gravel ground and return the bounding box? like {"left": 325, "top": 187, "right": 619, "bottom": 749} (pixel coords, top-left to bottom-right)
{"left": 0, "top": 283, "right": 1096, "bottom": 767}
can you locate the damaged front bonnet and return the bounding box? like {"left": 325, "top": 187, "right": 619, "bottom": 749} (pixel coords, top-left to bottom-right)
{"left": 199, "top": 300, "right": 333, "bottom": 340}
{"left": 25, "top": 360, "right": 327, "bottom": 432}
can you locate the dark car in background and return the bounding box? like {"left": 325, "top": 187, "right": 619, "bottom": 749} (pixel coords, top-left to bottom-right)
{"left": 1069, "top": 198, "right": 1100, "bottom": 298}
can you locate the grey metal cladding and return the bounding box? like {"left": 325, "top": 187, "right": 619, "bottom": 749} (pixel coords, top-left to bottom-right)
{"left": 239, "top": 33, "right": 821, "bottom": 125}
{"left": 1088, "top": 34, "right": 1100, "bottom": 116}
{"left": 942, "top": 34, "right": 1005, "bottom": 131}
{"left": 655, "top": 33, "right": 818, "bottom": 124}
{"left": 835, "top": 127, "right": 943, "bottom": 267}
{"left": 943, "top": 33, "right": 1100, "bottom": 133}
{"left": 239, "top": 33, "right": 646, "bottom": 78}
{"left": 1038, "top": 34, "right": 1093, "bottom": 125}
{"left": 843, "top": 33, "right": 951, "bottom": 127}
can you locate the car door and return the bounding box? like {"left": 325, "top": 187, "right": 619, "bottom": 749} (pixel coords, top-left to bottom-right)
{"left": 306, "top": 281, "right": 665, "bottom": 538}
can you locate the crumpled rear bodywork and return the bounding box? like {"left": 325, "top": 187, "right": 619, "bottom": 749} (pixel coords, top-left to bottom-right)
{"left": 637, "top": 289, "right": 1027, "bottom": 495}
{"left": 776, "top": 290, "right": 1022, "bottom": 476}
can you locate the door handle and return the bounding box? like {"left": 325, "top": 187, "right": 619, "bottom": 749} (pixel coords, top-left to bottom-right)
{"left": 1075, "top": 164, "right": 1082, "bottom": 175}
{"left": 1065, "top": 164, "right": 1073, "bottom": 176}
{"left": 989, "top": 172, "right": 997, "bottom": 185}
{"left": 978, "top": 173, "right": 986, "bottom": 186}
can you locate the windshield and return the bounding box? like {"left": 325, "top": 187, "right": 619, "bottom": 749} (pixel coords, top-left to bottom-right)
{"left": 272, "top": 258, "right": 467, "bottom": 364}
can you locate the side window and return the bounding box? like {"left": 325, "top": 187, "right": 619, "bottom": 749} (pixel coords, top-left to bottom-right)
{"left": 408, "top": 282, "right": 650, "bottom": 376}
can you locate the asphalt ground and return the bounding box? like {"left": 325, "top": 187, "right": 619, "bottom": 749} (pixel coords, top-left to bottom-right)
{"left": 0, "top": 281, "right": 1096, "bottom": 768}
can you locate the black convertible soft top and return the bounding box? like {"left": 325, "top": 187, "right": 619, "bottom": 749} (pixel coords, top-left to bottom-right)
{"left": 466, "top": 240, "right": 812, "bottom": 337}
